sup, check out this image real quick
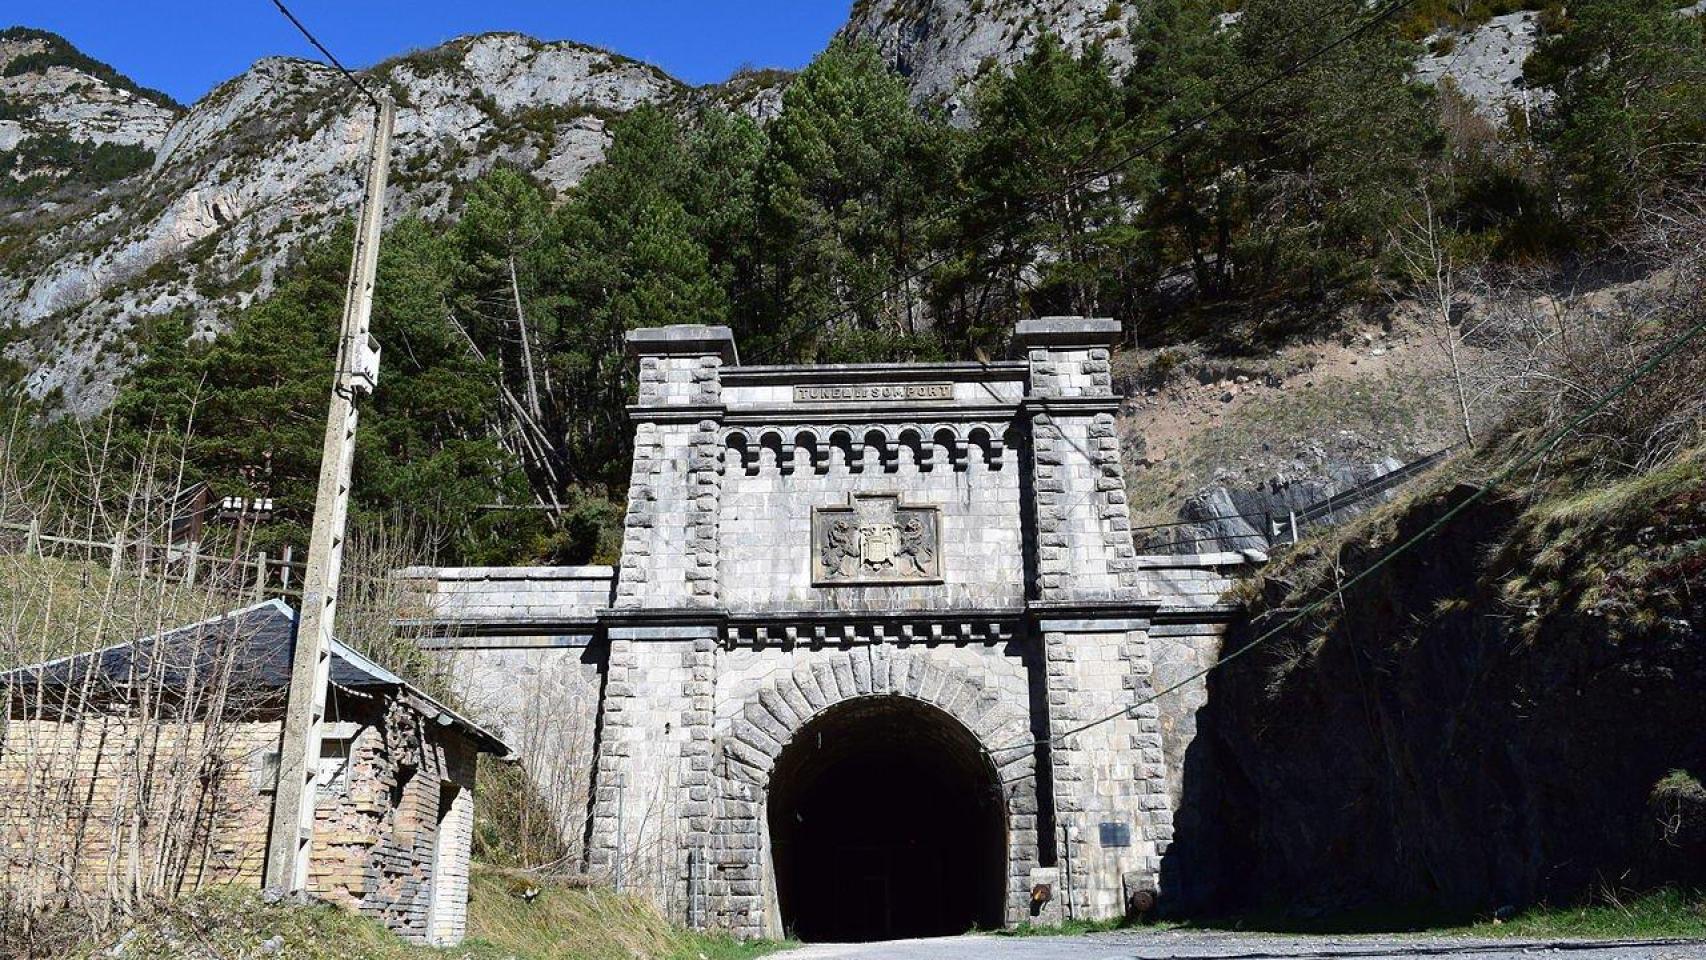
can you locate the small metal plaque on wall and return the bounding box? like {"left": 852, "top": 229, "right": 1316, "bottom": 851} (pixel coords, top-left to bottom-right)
{"left": 1098, "top": 822, "right": 1132, "bottom": 848}
{"left": 812, "top": 493, "right": 942, "bottom": 586}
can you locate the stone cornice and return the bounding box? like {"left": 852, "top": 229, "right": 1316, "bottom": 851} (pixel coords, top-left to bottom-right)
{"left": 624, "top": 324, "right": 739, "bottom": 363}
{"left": 1026, "top": 598, "right": 1162, "bottom": 618}
{"left": 1150, "top": 606, "right": 1242, "bottom": 625}
{"left": 1013, "top": 316, "right": 1121, "bottom": 349}
{"left": 724, "top": 361, "right": 1028, "bottom": 386}
{"left": 625, "top": 403, "right": 726, "bottom": 423}
{"left": 721, "top": 402, "right": 1022, "bottom": 426}
{"left": 1020, "top": 396, "right": 1122, "bottom": 417}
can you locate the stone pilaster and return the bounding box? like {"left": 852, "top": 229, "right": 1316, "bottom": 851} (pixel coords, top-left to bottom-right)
{"left": 614, "top": 325, "right": 734, "bottom": 611}
{"left": 1019, "top": 316, "right": 1171, "bottom": 920}
{"left": 589, "top": 325, "right": 735, "bottom": 919}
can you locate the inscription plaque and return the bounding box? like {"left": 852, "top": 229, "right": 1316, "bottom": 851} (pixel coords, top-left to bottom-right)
{"left": 812, "top": 493, "right": 942, "bottom": 586}
{"left": 793, "top": 382, "right": 953, "bottom": 403}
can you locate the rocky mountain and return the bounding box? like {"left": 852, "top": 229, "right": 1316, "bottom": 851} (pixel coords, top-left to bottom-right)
{"left": 842, "top": 0, "right": 1550, "bottom": 125}
{"left": 0, "top": 28, "right": 180, "bottom": 154}
{"left": 1, "top": 3, "right": 1551, "bottom": 415}
{"left": 842, "top": 0, "right": 1137, "bottom": 118}
{"left": 2, "top": 32, "right": 684, "bottom": 413}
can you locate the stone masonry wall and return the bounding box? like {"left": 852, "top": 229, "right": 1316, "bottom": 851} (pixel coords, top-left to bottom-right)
{"left": 717, "top": 432, "right": 1024, "bottom": 613}
{"left": 1021, "top": 318, "right": 1172, "bottom": 919}
{"left": 591, "top": 327, "right": 732, "bottom": 915}
{"left": 568, "top": 320, "right": 1190, "bottom": 938}
{"left": 0, "top": 693, "right": 479, "bottom": 946}
{"left": 440, "top": 642, "right": 602, "bottom": 860}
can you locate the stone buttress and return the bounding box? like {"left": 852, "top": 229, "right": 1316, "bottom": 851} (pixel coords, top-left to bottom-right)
{"left": 1017, "top": 317, "right": 1172, "bottom": 919}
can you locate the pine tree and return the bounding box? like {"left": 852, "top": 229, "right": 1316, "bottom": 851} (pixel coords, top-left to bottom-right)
{"left": 1525, "top": 0, "right": 1706, "bottom": 226}
{"left": 757, "top": 39, "right": 962, "bottom": 360}
{"left": 955, "top": 33, "right": 1138, "bottom": 344}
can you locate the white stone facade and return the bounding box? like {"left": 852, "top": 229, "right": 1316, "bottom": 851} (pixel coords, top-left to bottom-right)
{"left": 413, "top": 319, "right": 1249, "bottom": 939}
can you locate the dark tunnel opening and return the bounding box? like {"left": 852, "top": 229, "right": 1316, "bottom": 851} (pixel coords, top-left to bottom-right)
{"left": 767, "top": 696, "right": 1007, "bottom": 942}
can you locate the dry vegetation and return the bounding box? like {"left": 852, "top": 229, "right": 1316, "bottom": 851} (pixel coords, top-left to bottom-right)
{"left": 59, "top": 867, "right": 781, "bottom": 960}
{"left": 0, "top": 419, "right": 449, "bottom": 957}
{"left": 1239, "top": 198, "right": 1706, "bottom": 676}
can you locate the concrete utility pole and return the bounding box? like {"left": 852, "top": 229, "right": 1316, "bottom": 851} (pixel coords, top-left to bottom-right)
{"left": 264, "top": 96, "right": 394, "bottom": 894}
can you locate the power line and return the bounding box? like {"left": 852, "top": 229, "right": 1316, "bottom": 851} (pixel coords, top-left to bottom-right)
{"left": 268, "top": 0, "right": 382, "bottom": 109}
{"left": 752, "top": 0, "right": 1419, "bottom": 363}
{"left": 986, "top": 305, "right": 1706, "bottom": 758}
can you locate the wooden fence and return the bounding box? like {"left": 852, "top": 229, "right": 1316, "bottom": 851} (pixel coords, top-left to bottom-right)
{"left": 0, "top": 518, "right": 305, "bottom": 600}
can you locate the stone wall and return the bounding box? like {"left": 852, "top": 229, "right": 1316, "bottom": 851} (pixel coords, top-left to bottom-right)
{"left": 438, "top": 642, "right": 602, "bottom": 859}
{"left": 396, "top": 565, "right": 615, "bottom": 632}
{"left": 0, "top": 716, "right": 279, "bottom": 897}
{"left": 1020, "top": 317, "right": 1173, "bottom": 918}
{"left": 704, "top": 637, "right": 1044, "bottom": 935}
{"left": 0, "top": 691, "right": 480, "bottom": 946}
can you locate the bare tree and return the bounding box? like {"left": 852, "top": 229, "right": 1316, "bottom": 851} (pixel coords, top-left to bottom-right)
{"left": 1391, "top": 193, "right": 1492, "bottom": 449}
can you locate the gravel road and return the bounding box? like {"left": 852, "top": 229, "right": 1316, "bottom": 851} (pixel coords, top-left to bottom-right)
{"left": 771, "top": 930, "right": 1706, "bottom": 960}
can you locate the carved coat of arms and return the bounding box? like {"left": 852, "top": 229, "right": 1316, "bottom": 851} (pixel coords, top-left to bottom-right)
{"left": 813, "top": 494, "right": 941, "bottom": 585}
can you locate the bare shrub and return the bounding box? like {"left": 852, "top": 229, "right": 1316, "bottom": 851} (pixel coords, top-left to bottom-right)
{"left": 1479, "top": 200, "right": 1706, "bottom": 475}
{"left": 0, "top": 420, "right": 266, "bottom": 955}
{"left": 0, "top": 418, "right": 448, "bottom": 956}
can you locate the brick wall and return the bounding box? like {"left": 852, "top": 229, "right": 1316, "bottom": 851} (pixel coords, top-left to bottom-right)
{"left": 0, "top": 715, "right": 278, "bottom": 901}
{"left": 0, "top": 690, "right": 480, "bottom": 946}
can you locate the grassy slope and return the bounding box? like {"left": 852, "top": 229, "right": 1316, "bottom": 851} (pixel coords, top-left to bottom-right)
{"left": 465, "top": 867, "right": 782, "bottom": 960}
{"left": 0, "top": 553, "right": 245, "bottom": 669}
{"left": 67, "top": 868, "right": 786, "bottom": 960}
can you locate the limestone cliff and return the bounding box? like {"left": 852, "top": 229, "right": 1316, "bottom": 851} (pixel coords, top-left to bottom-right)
{"left": 0, "top": 28, "right": 179, "bottom": 154}
{"left": 841, "top": 0, "right": 1138, "bottom": 117}
{"left": 3, "top": 3, "right": 1554, "bottom": 415}
{"left": 2, "top": 32, "right": 683, "bottom": 414}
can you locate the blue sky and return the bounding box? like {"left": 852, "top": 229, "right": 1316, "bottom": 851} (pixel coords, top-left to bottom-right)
{"left": 11, "top": 1, "right": 853, "bottom": 105}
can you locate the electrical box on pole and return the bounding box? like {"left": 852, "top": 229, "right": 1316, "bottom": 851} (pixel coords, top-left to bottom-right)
{"left": 264, "top": 95, "right": 394, "bottom": 894}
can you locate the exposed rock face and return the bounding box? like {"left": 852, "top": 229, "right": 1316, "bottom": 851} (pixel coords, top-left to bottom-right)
{"left": 1414, "top": 12, "right": 1548, "bottom": 125}
{"left": 843, "top": 0, "right": 1541, "bottom": 127}
{"left": 3, "top": 33, "right": 683, "bottom": 413}
{"left": 1165, "top": 486, "right": 1706, "bottom": 914}
{"left": 3, "top": 4, "right": 1572, "bottom": 414}
{"left": 841, "top": 0, "right": 1137, "bottom": 117}
{"left": 0, "top": 32, "right": 179, "bottom": 152}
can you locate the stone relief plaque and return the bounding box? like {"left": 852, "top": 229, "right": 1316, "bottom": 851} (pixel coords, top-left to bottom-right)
{"left": 812, "top": 493, "right": 942, "bottom": 586}
{"left": 793, "top": 382, "right": 953, "bottom": 403}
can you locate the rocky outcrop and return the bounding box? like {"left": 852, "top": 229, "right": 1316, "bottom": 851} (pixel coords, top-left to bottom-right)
{"left": 0, "top": 31, "right": 179, "bottom": 151}
{"left": 1145, "top": 456, "right": 1410, "bottom": 554}
{"left": 841, "top": 0, "right": 1137, "bottom": 118}
{"left": 845, "top": 0, "right": 1550, "bottom": 127}
{"left": 2, "top": 33, "right": 684, "bottom": 413}
{"left": 1164, "top": 478, "right": 1706, "bottom": 914}
{"left": 1414, "top": 12, "right": 1548, "bottom": 125}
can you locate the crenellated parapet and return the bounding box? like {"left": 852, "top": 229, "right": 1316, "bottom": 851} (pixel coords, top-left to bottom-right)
{"left": 722, "top": 422, "right": 1015, "bottom": 475}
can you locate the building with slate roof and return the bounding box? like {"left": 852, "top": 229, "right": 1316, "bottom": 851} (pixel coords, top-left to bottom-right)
{"left": 0, "top": 599, "right": 509, "bottom": 946}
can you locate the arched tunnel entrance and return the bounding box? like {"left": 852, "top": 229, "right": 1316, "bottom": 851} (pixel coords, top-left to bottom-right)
{"left": 767, "top": 696, "right": 1007, "bottom": 942}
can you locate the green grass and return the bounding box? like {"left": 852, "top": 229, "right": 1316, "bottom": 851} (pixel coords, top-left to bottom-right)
{"left": 1465, "top": 890, "right": 1706, "bottom": 940}
{"left": 464, "top": 866, "right": 790, "bottom": 960}
{"left": 56, "top": 868, "right": 790, "bottom": 960}
{"left": 993, "top": 915, "right": 1147, "bottom": 937}
{"left": 1163, "top": 890, "right": 1706, "bottom": 940}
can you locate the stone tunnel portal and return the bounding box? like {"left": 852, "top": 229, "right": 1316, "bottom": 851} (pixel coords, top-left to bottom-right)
{"left": 766, "top": 696, "right": 1007, "bottom": 942}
